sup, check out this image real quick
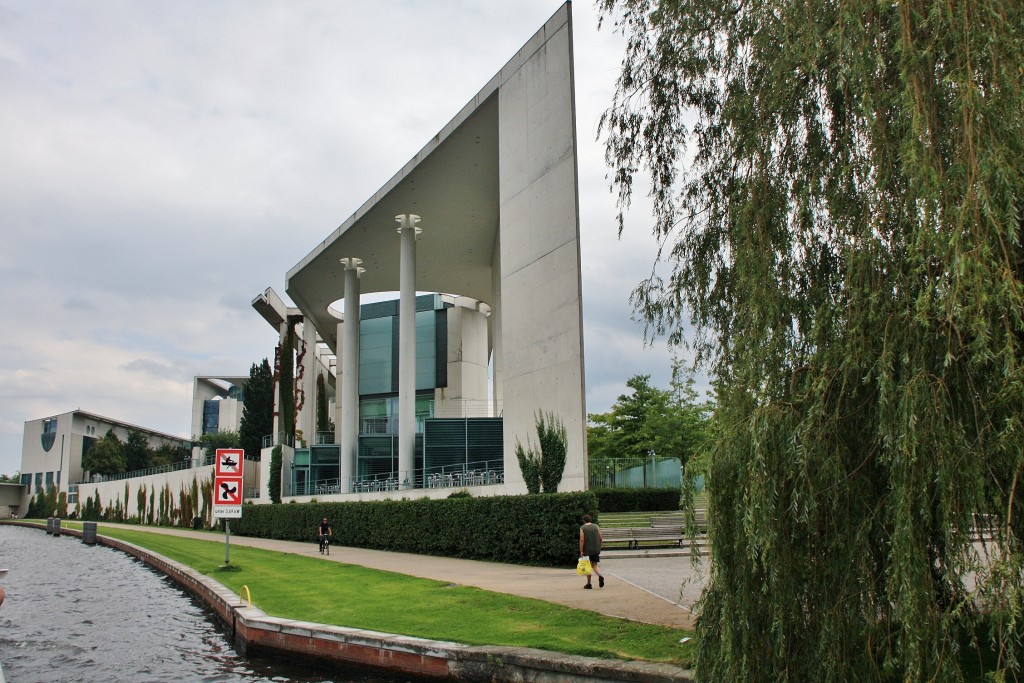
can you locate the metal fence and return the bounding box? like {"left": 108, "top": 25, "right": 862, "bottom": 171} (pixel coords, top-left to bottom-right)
{"left": 588, "top": 456, "right": 683, "bottom": 489}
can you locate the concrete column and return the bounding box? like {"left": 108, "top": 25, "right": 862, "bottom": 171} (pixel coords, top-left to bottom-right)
{"left": 396, "top": 214, "right": 421, "bottom": 488}
{"left": 334, "top": 320, "right": 345, "bottom": 447}
{"left": 339, "top": 258, "right": 363, "bottom": 491}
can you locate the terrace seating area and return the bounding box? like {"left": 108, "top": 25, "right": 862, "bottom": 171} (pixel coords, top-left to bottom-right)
{"left": 425, "top": 469, "right": 504, "bottom": 489}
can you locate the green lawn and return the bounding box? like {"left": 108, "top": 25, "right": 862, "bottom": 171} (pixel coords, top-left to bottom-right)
{"left": 57, "top": 522, "right": 695, "bottom": 666}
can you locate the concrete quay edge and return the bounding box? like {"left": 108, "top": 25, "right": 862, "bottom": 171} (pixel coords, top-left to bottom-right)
{"left": 17, "top": 522, "right": 694, "bottom": 682}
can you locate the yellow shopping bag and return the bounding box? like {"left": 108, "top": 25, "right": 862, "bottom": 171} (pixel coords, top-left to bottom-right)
{"left": 576, "top": 556, "right": 592, "bottom": 576}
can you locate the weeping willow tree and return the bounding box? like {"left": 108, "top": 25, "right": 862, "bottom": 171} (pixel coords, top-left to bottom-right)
{"left": 598, "top": 0, "right": 1023, "bottom": 680}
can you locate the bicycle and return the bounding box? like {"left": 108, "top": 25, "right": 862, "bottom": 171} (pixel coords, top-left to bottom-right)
{"left": 318, "top": 534, "right": 330, "bottom": 556}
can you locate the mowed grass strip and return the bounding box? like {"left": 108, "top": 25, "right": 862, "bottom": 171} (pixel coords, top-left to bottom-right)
{"left": 89, "top": 524, "right": 695, "bottom": 666}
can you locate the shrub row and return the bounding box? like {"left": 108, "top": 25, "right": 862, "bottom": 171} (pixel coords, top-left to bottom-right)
{"left": 591, "top": 487, "right": 681, "bottom": 513}
{"left": 232, "top": 491, "right": 598, "bottom": 567}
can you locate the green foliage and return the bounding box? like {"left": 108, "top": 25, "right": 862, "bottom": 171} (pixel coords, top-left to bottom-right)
{"left": 315, "top": 372, "right": 333, "bottom": 434}
{"left": 137, "top": 484, "right": 147, "bottom": 520}
{"left": 268, "top": 445, "right": 282, "bottom": 504}
{"left": 82, "top": 429, "right": 126, "bottom": 475}
{"left": 517, "top": 411, "right": 570, "bottom": 494}
{"left": 591, "top": 487, "right": 681, "bottom": 514}
{"left": 0, "top": 471, "right": 20, "bottom": 483}
{"left": 233, "top": 491, "right": 598, "bottom": 566}
{"left": 239, "top": 358, "right": 274, "bottom": 460}
{"left": 198, "top": 431, "right": 240, "bottom": 463}
{"left": 514, "top": 439, "right": 542, "bottom": 494}
{"left": 151, "top": 443, "right": 189, "bottom": 468}
{"left": 124, "top": 430, "right": 151, "bottom": 471}
{"left": 537, "top": 411, "right": 568, "bottom": 493}
{"left": 600, "top": 0, "right": 1024, "bottom": 679}
{"left": 277, "top": 323, "right": 296, "bottom": 441}
{"left": 588, "top": 366, "right": 714, "bottom": 469}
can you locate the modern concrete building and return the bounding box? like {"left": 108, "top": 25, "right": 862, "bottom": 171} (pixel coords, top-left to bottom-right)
{"left": 257, "top": 3, "right": 588, "bottom": 497}
{"left": 254, "top": 290, "right": 497, "bottom": 496}
{"left": 18, "top": 410, "right": 191, "bottom": 511}
{"left": 190, "top": 375, "right": 248, "bottom": 463}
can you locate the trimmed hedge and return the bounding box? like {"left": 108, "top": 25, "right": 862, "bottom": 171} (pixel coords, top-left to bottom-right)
{"left": 232, "top": 491, "right": 598, "bottom": 567}
{"left": 591, "top": 487, "right": 682, "bottom": 513}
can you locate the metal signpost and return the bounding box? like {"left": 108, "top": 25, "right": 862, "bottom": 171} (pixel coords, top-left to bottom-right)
{"left": 213, "top": 448, "right": 244, "bottom": 565}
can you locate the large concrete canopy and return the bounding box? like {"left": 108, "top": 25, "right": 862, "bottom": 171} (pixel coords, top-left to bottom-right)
{"left": 286, "top": 60, "right": 501, "bottom": 353}
{"left": 281, "top": 3, "right": 588, "bottom": 492}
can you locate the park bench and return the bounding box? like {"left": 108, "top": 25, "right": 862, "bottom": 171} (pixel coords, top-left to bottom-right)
{"left": 629, "top": 526, "right": 688, "bottom": 548}
{"left": 600, "top": 528, "right": 633, "bottom": 547}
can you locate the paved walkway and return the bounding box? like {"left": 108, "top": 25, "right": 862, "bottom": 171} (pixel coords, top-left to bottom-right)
{"left": 102, "top": 524, "right": 704, "bottom": 630}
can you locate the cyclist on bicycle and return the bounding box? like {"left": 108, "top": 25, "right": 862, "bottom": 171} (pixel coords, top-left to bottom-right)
{"left": 317, "top": 517, "right": 332, "bottom": 555}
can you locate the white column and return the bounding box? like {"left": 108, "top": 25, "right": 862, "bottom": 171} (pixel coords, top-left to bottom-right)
{"left": 334, "top": 321, "right": 344, "bottom": 447}
{"left": 396, "top": 214, "right": 421, "bottom": 488}
{"left": 339, "top": 258, "right": 363, "bottom": 491}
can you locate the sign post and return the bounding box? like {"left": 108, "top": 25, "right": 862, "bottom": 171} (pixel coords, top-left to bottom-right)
{"left": 213, "top": 448, "right": 244, "bottom": 565}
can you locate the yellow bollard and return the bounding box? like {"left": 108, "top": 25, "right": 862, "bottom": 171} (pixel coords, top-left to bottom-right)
{"left": 240, "top": 585, "right": 252, "bottom": 608}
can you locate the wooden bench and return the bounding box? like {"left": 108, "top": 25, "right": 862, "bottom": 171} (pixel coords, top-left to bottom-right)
{"left": 600, "top": 528, "right": 633, "bottom": 547}
{"left": 629, "top": 526, "right": 687, "bottom": 548}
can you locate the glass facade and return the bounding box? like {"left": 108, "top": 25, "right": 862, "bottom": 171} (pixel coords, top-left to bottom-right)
{"left": 41, "top": 417, "right": 57, "bottom": 452}
{"left": 202, "top": 400, "right": 220, "bottom": 435}
{"left": 284, "top": 293, "right": 504, "bottom": 494}
{"left": 359, "top": 317, "right": 393, "bottom": 395}
{"left": 357, "top": 293, "right": 445, "bottom": 396}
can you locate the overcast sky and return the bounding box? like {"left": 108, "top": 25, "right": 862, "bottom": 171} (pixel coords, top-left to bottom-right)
{"left": 0, "top": 0, "right": 684, "bottom": 476}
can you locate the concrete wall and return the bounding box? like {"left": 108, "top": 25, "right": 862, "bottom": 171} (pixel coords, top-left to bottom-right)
{"left": 496, "top": 6, "right": 587, "bottom": 492}
{"left": 20, "top": 411, "right": 189, "bottom": 511}
{"left": 76, "top": 464, "right": 216, "bottom": 524}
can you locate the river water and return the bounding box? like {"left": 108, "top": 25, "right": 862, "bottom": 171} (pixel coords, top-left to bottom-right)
{"left": 0, "top": 525, "right": 413, "bottom": 683}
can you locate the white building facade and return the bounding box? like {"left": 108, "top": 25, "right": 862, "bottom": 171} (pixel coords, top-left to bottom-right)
{"left": 266, "top": 3, "right": 588, "bottom": 498}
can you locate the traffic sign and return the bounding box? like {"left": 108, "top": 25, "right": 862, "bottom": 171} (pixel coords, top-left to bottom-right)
{"left": 215, "top": 449, "right": 243, "bottom": 476}
{"left": 216, "top": 478, "right": 243, "bottom": 505}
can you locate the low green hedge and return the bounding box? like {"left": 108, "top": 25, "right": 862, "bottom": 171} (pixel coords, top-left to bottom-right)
{"left": 232, "top": 491, "right": 598, "bottom": 567}
{"left": 592, "top": 487, "right": 681, "bottom": 513}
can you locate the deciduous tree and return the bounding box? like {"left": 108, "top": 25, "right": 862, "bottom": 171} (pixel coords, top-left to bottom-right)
{"left": 82, "top": 429, "right": 126, "bottom": 476}
{"left": 599, "top": 0, "right": 1024, "bottom": 678}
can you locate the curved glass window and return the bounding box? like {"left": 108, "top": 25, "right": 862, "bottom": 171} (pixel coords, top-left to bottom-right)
{"left": 41, "top": 418, "right": 57, "bottom": 452}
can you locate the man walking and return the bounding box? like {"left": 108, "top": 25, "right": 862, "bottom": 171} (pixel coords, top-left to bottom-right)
{"left": 579, "top": 514, "right": 605, "bottom": 589}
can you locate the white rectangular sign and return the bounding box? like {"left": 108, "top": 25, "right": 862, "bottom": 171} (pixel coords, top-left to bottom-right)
{"left": 213, "top": 505, "right": 242, "bottom": 519}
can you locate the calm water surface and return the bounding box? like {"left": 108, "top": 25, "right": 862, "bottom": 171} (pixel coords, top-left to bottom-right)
{"left": 0, "top": 525, "right": 414, "bottom": 683}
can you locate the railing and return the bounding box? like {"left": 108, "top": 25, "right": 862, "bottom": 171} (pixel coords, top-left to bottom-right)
{"left": 588, "top": 456, "right": 683, "bottom": 489}
{"left": 261, "top": 432, "right": 295, "bottom": 449}
{"left": 315, "top": 431, "right": 335, "bottom": 445}
{"left": 360, "top": 416, "right": 431, "bottom": 434}
{"left": 422, "top": 460, "right": 504, "bottom": 489}
{"left": 285, "top": 460, "right": 504, "bottom": 497}
{"left": 76, "top": 458, "right": 199, "bottom": 485}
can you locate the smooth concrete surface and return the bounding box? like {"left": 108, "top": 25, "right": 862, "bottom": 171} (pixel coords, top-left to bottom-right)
{"left": 30, "top": 522, "right": 698, "bottom": 682}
